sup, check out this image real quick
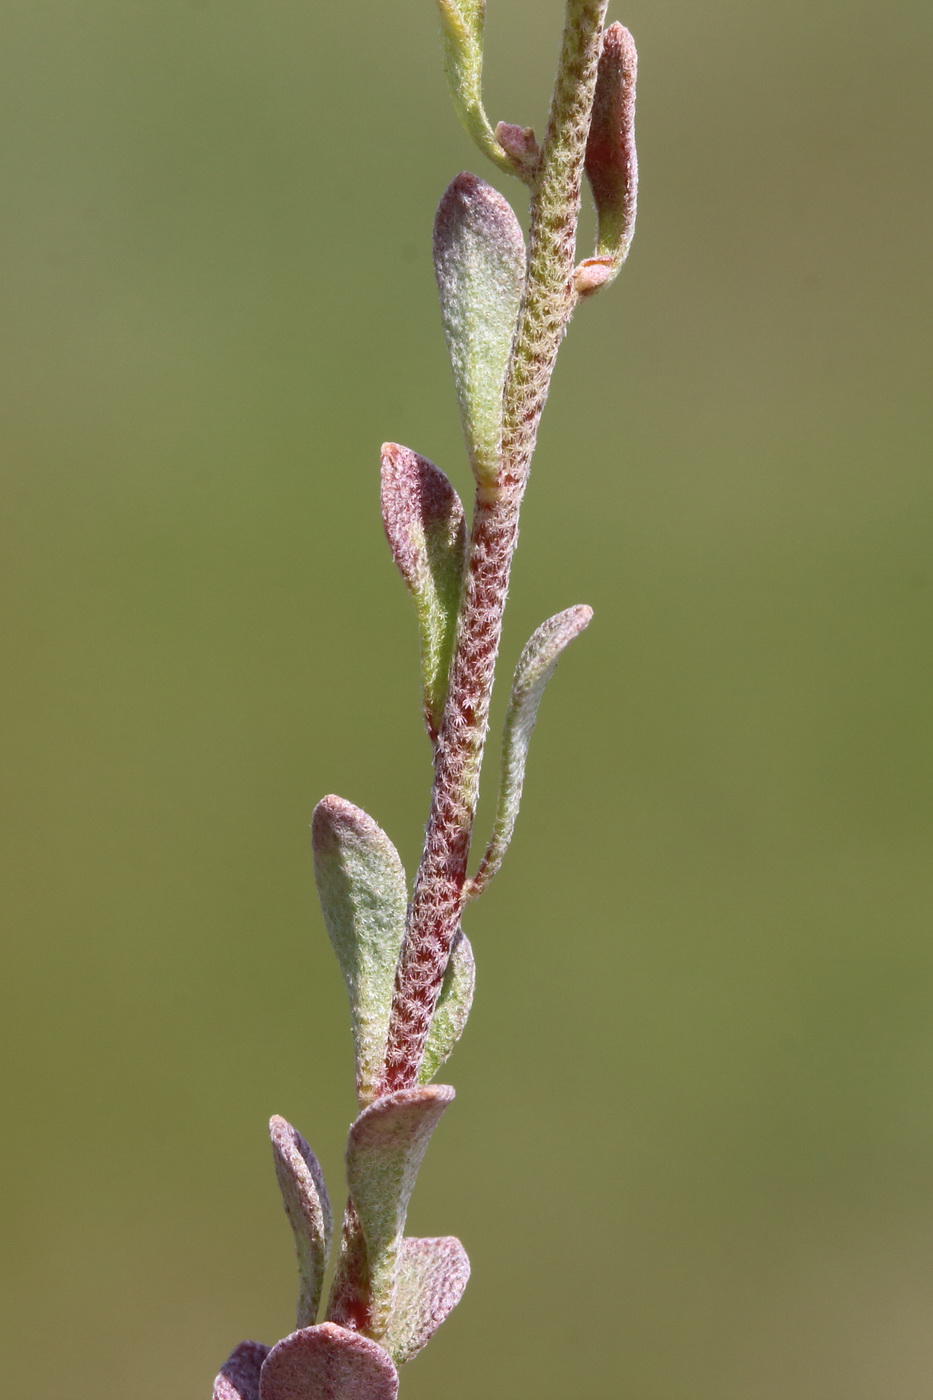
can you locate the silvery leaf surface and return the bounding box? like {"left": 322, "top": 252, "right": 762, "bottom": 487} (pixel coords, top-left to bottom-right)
{"left": 419, "top": 929, "right": 475, "bottom": 1083}
{"left": 259, "top": 1324, "right": 398, "bottom": 1400}
{"left": 434, "top": 173, "right": 526, "bottom": 486}
{"left": 380, "top": 443, "right": 466, "bottom": 741}
{"left": 345, "top": 1084, "right": 455, "bottom": 1337}
{"left": 270, "top": 1115, "right": 333, "bottom": 1327}
{"left": 381, "top": 1235, "right": 471, "bottom": 1366}
{"left": 213, "top": 1341, "right": 269, "bottom": 1400}
{"left": 468, "top": 605, "right": 592, "bottom": 900}
{"left": 311, "top": 796, "right": 407, "bottom": 1106}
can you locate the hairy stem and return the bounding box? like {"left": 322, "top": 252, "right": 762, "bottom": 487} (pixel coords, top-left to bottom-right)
{"left": 380, "top": 0, "right": 609, "bottom": 1096}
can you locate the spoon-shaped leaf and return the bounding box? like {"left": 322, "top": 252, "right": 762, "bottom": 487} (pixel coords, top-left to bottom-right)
{"left": 382, "top": 1236, "right": 471, "bottom": 1366}
{"left": 270, "top": 1116, "right": 333, "bottom": 1327}
{"left": 311, "top": 796, "right": 407, "bottom": 1105}
{"left": 467, "top": 605, "right": 592, "bottom": 901}
{"left": 259, "top": 1324, "right": 398, "bottom": 1400}
{"left": 381, "top": 444, "right": 466, "bottom": 741}
{"left": 434, "top": 173, "right": 526, "bottom": 487}
{"left": 419, "top": 929, "right": 475, "bottom": 1083}
{"left": 213, "top": 1341, "right": 269, "bottom": 1400}
{"left": 576, "top": 23, "right": 638, "bottom": 296}
{"left": 345, "top": 1084, "right": 455, "bottom": 1337}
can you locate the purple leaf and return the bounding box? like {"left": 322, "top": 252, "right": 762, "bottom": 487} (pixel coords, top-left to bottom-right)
{"left": 380, "top": 443, "right": 466, "bottom": 741}
{"left": 577, "top": 23, "right": 638, "bottom": 295}
{"left": 270, "top": 1115, "right": 334, "bottom": 1327}
{"left": 213, "top": 1340, "right": 269, "bottom": 1400}
{"left": 345, "top": 1084, "right": 455, "bottom": 1336}
{"left": 259, "top": 1323, "right": 398, "bottom": 1400}
{"left": 382, "top": 1236, "right": 471, "bottom": 1366}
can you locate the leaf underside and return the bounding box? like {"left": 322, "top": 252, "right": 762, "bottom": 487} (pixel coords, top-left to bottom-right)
{"left": 578, "top": 22, "right": 638, "bottom": 295}
{"left": 213, "top": 1341, "right": 269, "bottom": 1400}
{"left": 468, "top": 605, "right": 592, "bottom": 900}
{"left": 380, "top": 444, "right": 466, "bottom": 740}
{"left": 419, "top": 928, "right": 475, "bottom": 1082}
{"left": 270, "top": 1115, "right": 333, "bottom": 1328}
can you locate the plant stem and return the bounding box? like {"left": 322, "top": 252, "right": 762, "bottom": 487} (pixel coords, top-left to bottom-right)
{"left": 379, "top": 0, "right": 609, "bottom": 1097}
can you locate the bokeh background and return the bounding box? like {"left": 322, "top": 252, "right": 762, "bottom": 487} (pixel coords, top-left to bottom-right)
{"left": 2, "top": 1, "right": 932, "bottom": 1396}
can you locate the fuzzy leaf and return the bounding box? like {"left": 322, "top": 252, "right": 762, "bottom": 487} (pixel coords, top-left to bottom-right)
{"left": 382, "top": 1236, "right": 471, "bottom": 1366}
{"left": 419, "top": 929, "right": 475, "bottom": 1083}
{"left": 270, "top": 1115, "right": 334, "bottom": 1328}
{"left": 259, "top": 1323, "right": 398, "bottom": 1400}
{"left": 345, "top": 1085, "right": 455, "bottom": 1337}
{"left": 576, "top": 23, "right": 638, "bottom": 296}
{"left": 214, "top": 1341, "right": 269, "bottom": 1400}
{"left": 467, "top": 605, "right": 593, "bottom": 901}
{"left": 311, "top": 796, "right": 407, "bottom": 1106}
{"left": 380, "top": 444, "right": 466, "bottom": 741}
{"left": 435, "top": 1, "right": 531, "bottom": 178}
{"left": 434, "top": 173, "right": 526, "bottom": 487}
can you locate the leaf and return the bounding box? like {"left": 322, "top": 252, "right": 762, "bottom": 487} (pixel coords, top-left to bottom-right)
{"left": 311, "top": 796, "right": 407, "bottom": 1106}
{"left": 270, "top": 1116, "right": 334, "bottom": 1328}
{"left": 345, "top": 1085, "right": 455, "bottom": 1337}
{"left": 434, "top": 173, "right": 526, "bottom": 487}
{"left": 419, "top": 929, "right": 475, "bottom": 1083}
{"left": 381, "top": 1236, "right": 471, "bottom": 1366}
{"left": 435, "top": 1, "right": 532, "bottom": 179}
{"left": 213, "top": 1341, "right": 269, "bottom": 1400}
{"left": 259, "top": 1323, "right": 398, "bottom": 1400}
{"left": 380, "top": 444, "right": 466, "bottom": 741}
{"left": 576, "top": 23, "right": 638, "bottom": 296}
{"left": 467, "top": 605, "right": 593, "bottom": 901}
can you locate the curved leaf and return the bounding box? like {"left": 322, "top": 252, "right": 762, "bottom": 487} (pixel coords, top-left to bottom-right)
{"left": 311, "top": 796, "right": 407, "bottom": 1105}
{"left": 434, "top": 173, "right": 526, "bottom": 487}
{"left": 259, "top": 1323, "right": 398, "bottom": 1400}
{"left": 270, "top": 1115, "right": 333, "bottom": 1327}
{"left": 345, "top": 1084, "right": 455, "bottom": 1337}
{"left": 214, "top": 1341, "right": 269, "bottom": 1400}
{"left": 380, "top": 444, "right": 466, "bottom": 741}
{"left": 576, "top": 23, "right": 638, "bottom": 296}
{"left": 419, "top": 929, "right": 475, "bottom": 1083}
{"left": 467, "top": 605, "right": 592, "bottom": 901}
{"left": 382, "top": 1236, "right": 471, "bottom": 1366}
{"left": 435, "top": 1, "right": 532, "bottom": 179}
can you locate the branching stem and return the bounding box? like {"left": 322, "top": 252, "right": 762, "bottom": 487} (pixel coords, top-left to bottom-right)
{"left": 380, "top": 0, "right": 609, "bottom": 1096}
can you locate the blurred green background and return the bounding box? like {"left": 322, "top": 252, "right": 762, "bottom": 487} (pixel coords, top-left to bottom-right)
{"left": 1, "top": 1, "right": 932, "bottom": 1396}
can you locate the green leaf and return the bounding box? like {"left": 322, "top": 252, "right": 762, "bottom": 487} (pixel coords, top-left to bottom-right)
{"left": 434, "top": 173, "right": 526, "bottom": 487}
{"left": 467, "top": 605, "right": 593, "bottom": 901}
{"left": 419, "top": 929, "right": 475, "bottom": 1083}
{"left": 311, "top": 796, "right": 407, "bottom": 1106}
{"left": 381, "top": 1236, "right": 470, "bottom": 1366}
{"left": 345, "top": 1085, "right": 455, "bottom": 1338}
{"left": 435, "top": 1, "right": 532, "bottom": 179}
{"left": 380, "top": 444, "right": 466, "bottom": 742}
{"left": 576, "top": 23, "right": 638, "bottom": 296}
{"left": 270, "top": 1116, "right": 333, "bottom": 1329}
